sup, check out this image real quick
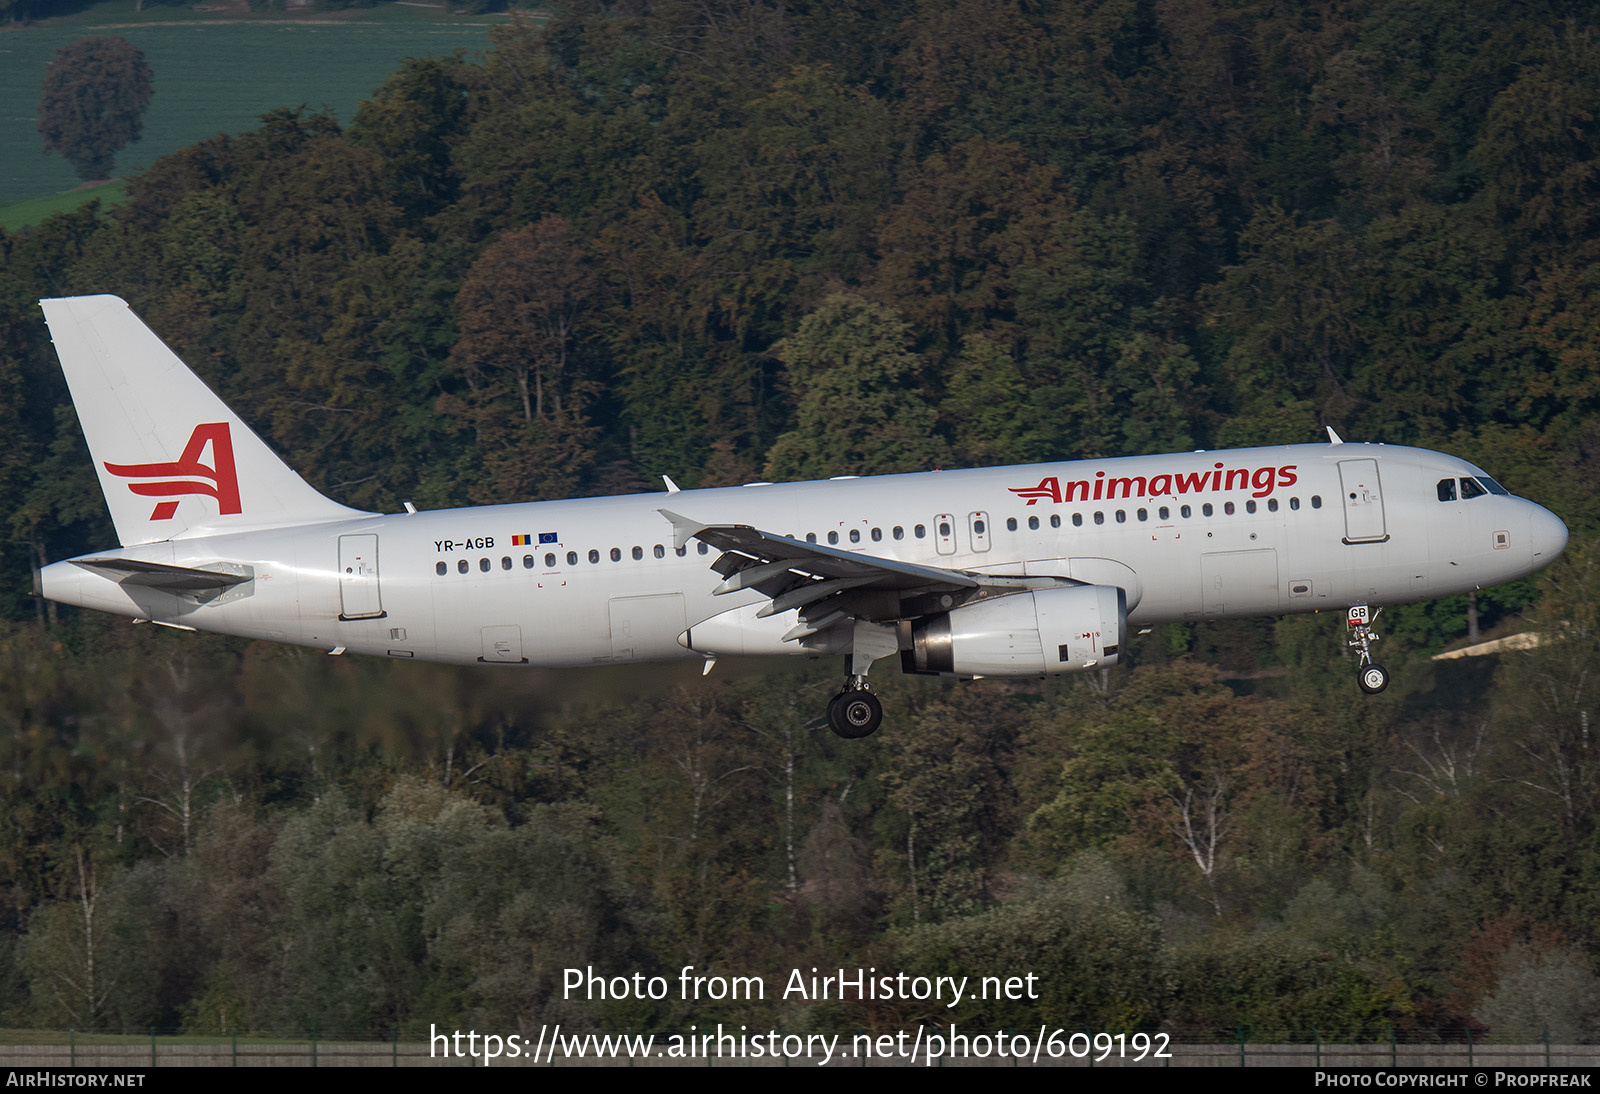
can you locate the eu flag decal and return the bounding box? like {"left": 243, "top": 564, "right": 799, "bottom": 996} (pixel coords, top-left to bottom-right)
{"left": 539, "top": 532, "right": 559, "bottom": 544}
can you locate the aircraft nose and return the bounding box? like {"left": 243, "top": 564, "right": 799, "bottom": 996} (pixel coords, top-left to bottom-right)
{"left": 1529, "top": 504, "right": 1568, "bottom": 563}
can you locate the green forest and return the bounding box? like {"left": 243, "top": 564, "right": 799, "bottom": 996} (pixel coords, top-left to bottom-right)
{"left": 3, "top": 0, "right": 1600, "bottom": 1043}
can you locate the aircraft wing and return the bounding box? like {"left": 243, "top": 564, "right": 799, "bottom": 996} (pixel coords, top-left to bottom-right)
{"left": 658, "top": 508, "right": 1070, "bottom": 631}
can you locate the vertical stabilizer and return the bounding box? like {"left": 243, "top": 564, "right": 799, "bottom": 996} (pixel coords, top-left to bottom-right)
{"left": 40, "top": 295, "right": 372, "bottom": 546}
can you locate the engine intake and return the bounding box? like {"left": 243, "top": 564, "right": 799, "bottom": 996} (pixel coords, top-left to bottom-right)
{"left": 901, "top": 584, "right": 1126, "bottom": 677}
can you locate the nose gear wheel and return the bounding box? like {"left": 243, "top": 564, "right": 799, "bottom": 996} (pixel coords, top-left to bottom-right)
{"left": 1347, "top": 606, "right": 1388, "bottom": 695}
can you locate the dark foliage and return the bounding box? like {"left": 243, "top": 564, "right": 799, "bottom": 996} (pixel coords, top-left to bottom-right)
{"left": 36, "top": 36, "right": 153, "bottom": 182}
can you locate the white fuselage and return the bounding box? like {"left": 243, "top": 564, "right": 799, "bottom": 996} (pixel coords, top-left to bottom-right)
{"left": 39, "top": 442, "right": 1567, "bottom": 669}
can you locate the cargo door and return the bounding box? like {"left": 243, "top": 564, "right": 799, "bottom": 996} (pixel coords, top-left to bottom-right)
{"left": 609, "top": 594, "right": 687, "bottom": 661}
{"left": 1200, "top": 549, "right": 1280, "bottom": 618}
{"left": 480, "top": 625, "right": 525, "bottom": 663}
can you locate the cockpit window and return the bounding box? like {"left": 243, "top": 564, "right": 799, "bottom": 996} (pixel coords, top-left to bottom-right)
{"left": 1478, "top": 476, "right": 1510, "bottom": 496}
{"left": 1437, "top": 478, "right": 1457, "bottom": 502}
{"left": 1460, "top": 477, "right": 1487, "bottom": 500}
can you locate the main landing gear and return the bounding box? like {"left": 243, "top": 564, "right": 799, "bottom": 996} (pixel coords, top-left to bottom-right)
{"left": 1347, "top": 605, "right": 1389, "bottom": 694}
{"left": 823, "top": 621, "right": 897, "bottom": 739}
{"left": 827, "top": 678, "right": 883, "bottom": 739}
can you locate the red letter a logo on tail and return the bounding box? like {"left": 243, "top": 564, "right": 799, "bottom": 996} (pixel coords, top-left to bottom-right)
{"left": 103, "top": 422, "right": 242, "bottom": 521}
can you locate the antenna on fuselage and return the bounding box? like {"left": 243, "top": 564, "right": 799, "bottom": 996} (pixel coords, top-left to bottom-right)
{"left": 1326, "top": 426, "right": 1345, "bottom": 445}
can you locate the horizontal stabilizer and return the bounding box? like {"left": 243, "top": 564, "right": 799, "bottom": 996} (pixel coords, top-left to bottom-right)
{"left": 73, "top": 557, "right": 251, "bottom": 592}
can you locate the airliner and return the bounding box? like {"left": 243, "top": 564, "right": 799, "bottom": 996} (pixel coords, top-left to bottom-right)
{"left": 33, "top": 295, "right": 1569, "bottom": 737}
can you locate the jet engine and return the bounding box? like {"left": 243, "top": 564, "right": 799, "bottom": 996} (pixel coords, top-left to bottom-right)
{"left": 901, "top": 584, "right": 1126, "bottom": 677}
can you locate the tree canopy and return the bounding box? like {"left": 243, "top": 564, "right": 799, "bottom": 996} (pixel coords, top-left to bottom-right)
{"left": 37, "top": 36, "right": 154, "bottom": 182}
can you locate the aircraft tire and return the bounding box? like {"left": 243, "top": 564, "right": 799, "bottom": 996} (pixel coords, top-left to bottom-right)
{"left": 828, "top": 691, "right": 883, "bottom": 739}
{"left": 1357, "top": 663, "right": 1390, "bottom": 695}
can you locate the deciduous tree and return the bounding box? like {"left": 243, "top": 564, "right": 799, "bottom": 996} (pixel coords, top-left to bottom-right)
{"left": 763, "top": 293, "right": 947, "bottom": 480}
{"left": 37, "top": 37, "right": 153, "bottom": 182}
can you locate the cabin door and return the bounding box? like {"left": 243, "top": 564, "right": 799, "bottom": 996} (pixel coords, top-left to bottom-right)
{"left": 337, "top": 534, "right": 384, "bottom": 619}
{"left": 1338, "top": 459, "right": 1388, "bottom": 543}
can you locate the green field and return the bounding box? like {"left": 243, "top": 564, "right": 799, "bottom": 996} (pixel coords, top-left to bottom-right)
{"left": 0, "top": 1, "right": 510, "bottom": 213}
{"left": 0, "top": 179, "right": 125, "bottom": 231}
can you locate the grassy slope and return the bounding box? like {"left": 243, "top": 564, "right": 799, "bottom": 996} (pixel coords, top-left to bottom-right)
{"left": 0, "top": 0, "right": 509, "bottom": 225}
{"left": 0, "top": 179, "right": 125, "bottom": 231}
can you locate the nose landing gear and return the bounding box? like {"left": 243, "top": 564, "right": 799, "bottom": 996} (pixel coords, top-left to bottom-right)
{"left": 1347, "top": 605, "right": 1389, "bottom": 694}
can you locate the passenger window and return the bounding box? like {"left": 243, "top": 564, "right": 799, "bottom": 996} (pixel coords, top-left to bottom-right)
{"left": 458, "top": 559, "right": 469, "bottom": 574}
{"left": 1028, "top": 516, "right": 1040, "bottom": 531}
{"left": 1224, "top": 502, "right": 1234, "bottom": 515}
{"left": 828, "top": 531, "right": 839, "bottom": 545}
{"left": 610, "top": 548, "right": 621, "bottom": 562}
{"left": 973, "top": 519, "right": 986, "bottom": 535}
{"left": 1245, "top": 500, "right": 1255, "bottom": 514}
{"left": 1006, "top": 517, "right": 1018, "bottom": 532}
{"left": 479, "top": 558, "right": 490, "bottom": 572}
{"left": 871, "top": 527, "right": 882, "bottom": 541}
{"left": 588, "top": 550, "right": 600, "bottom": 564}
{"left": 698, "top": 542, "right": 709, "bottom": 555}
{"left": 1073, "top": 513, "right": 1083, "bottom": 527}
{"left": 938, "top": 520, "right": 952, "bottom": 537}
{"left": 849, "top": 529, "right": 861, "bottom": 543}
{"left": 1138, "top": 508, "right": 1148, "bottom": 521}
{"left": 1311, "top": 495, "right": 1323, "bottom": 508}
{"left": 1050, "top": 514, "right": 1060, "bottom": 528}
{"left": 566, "top": 551, "right": 577, "bottom": 566}
{"left": 1181, "top": 505, "right": 1192, "bottom": 518}
{"left": 654, "top": 544, "right": 665, "bottom": 559}
{"left": 627, "top": 546, "right": 639, "bottom": 560}
{"left": 675, "top": 547, "right": 686, "bottom": 557}
{"left": 1202, "top": 504, "right": 1213, "bottom": 517}
{"left": 501, "top": 556, "right": 512, "bottom": 570}
{"left": 1115, "top": 510, "right": 1126, "bottom": 523}
{"left": 1290, "top": 497, "right": 1300, "bottom": 510}
{"left": 1268, "top": 498, "right": 1278, "bottom": 512}
{"left": 1159, "top": 506, "right": 1170, "bottom": 520}
{"left": 1437, "top": 478, "right": 1457, "bottom": 502}
{"left": 806, "top": 533, "right": 817, "bottom": 543}
{"left": 1094, "top": 512, "right": 1105, "bottom": 525}
{"left": 1460, "top": 477, "right": 1487, "bottom": 500}
{"left": 914, "top": 524, "right": 926, "bottom": 538}
{"left": 893, "top": 526, "right": 905, "bottom": 540}
{"left": 436, "top": 561, "right": 447, "bottom": 576}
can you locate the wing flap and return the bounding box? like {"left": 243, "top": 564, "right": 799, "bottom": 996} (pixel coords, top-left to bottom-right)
{"left": 756, "top": 575, "right": 881, "bottom": 618}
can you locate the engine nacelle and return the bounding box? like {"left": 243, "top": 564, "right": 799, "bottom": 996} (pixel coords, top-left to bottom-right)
{"left": 901, "top": 584, "right": 1126, "bottom": 677}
